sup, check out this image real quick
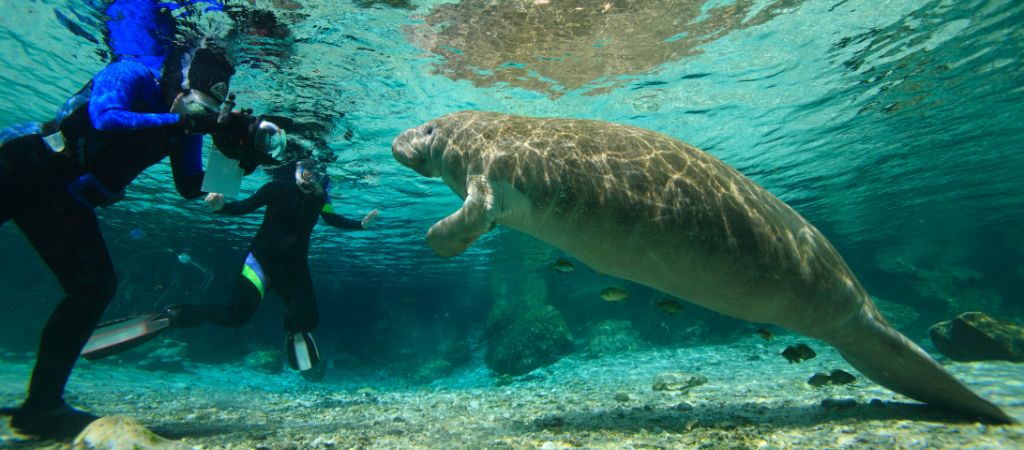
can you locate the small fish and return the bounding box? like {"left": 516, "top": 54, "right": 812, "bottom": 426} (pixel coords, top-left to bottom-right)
{"left": 828, "top": 369, "right": 856, "bottom": 385}
{"left": 756, "top": 328, "right": 773, "bottom": 341}
{"left": 655, "top": 298, "right": 684, "bottom": 314}
{"left": 553, "top": 259, "right": 575, "bottom": 274}
{"left": 781, "top": 343, "right": 817, "bottom": 364}
{"left": 600, "top": 287, "right": 628, "bottom": 302}
{"left": 796, "top": 343, "right": 817, "bottom": 360}
{"left": 807, "top": 372, "right": 831, "bottom": 387}
{"left": 808, "top": 369, "right": 856, "bottom": 387}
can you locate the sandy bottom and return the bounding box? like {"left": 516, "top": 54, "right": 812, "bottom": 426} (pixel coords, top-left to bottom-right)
{"left": 1, "top": 337, "right": 1022, "bottom": 449}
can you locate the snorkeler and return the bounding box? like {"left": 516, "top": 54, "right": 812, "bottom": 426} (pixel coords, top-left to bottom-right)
{"left": 0, "top": 4, "right": 286, "bottom": 440}
{"left": 200, "top": 159, "right": 377, "bottom": 378}
{"left": 86, "top": 159, "right": 377, "bottom": 380}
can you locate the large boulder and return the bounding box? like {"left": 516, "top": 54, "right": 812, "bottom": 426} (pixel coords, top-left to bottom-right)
{"left": 929, "top": 312, "right": 1024, "bottom": 362}
{"left": 485, "top": 302, "right": 573, "bottom": 376}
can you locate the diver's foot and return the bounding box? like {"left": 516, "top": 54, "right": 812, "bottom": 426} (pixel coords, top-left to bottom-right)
{"left": 300, "top": 362, "right": 327, "bottom": 383}
{"left": 7, "top": 403, "right": 99, "bottom": 439}
{"left": 159, "top": 304, "right": 208, "bottom": 328}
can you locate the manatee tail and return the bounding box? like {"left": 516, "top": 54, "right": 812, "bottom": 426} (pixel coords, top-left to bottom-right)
{"left": 824, "top": 308, "right": 1016, "bottom": 424}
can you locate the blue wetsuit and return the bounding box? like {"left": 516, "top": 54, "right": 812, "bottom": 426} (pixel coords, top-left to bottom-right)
{"left": 0, "top": 2, "right": 224, "bottom": 436}
{"left": 0, "top": 59, "right": 202, "bottom": 425}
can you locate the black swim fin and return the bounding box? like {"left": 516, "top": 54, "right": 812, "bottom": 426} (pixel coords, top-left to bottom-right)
{"left": 2, "top": 403, "right": 99, "bottom": 439}
{"left": 286, "top": 332, "right": 320, "bottom": 372}
{"left": 81, "top": 313, "right": 170, "bottom": 360}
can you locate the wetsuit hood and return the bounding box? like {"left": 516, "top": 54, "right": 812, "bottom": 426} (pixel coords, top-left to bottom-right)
{"left": 161, "top": 46, "right": 235, "bottom": 106}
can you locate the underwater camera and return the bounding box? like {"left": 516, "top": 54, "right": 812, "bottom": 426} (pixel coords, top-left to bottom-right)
{"left": 211, "top": 93, "right": 289, "bottom": 171}
{"left": 201, "top": 93, "right": 292, "bottom": 196}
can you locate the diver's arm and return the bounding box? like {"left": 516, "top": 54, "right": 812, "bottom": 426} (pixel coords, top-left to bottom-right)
{"left": 170, "top": 135, "right": 205, "bottom": 199}
{"left": 88, "top": 61, "right": 183, "bottom": 132}
{"left": 320, "top": 201, "right": 376, "bottom": 230}
{"left": 215, "top": 182, "right": 274, "bottom": 216}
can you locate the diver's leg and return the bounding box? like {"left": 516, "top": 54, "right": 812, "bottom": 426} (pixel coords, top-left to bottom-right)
{"left": 279, "top": 265, "right": 318, "bottom": 334}
{"left": 0, "top": 138, "right": 32, "bottom": 224}
{"left": 201, "top": 253, "right": 265, "bottom": 327}
{"left": 279, "top": 266, "right": 322, "bottom": 377}
{"left": 10, "top": 198, "right": 112, "bottom": 437}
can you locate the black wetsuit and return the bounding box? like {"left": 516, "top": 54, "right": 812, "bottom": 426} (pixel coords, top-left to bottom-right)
{"left": 0, "top": 60, "right": 203, "bottom": 419}
{"left": 201, "top": 179, "right": 363, "bottom": 333}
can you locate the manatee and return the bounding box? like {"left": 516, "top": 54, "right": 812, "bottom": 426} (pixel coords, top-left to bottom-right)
{"left": 391, "top": 110, "right": 1015, "bottom": 424}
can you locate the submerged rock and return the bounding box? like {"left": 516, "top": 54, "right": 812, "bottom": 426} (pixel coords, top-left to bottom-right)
{"left": 72, "top": 416, "right": 188, "bottom": 450}
{"left": 136, "top": 338, "right": 189, "bottom": 373}
{"left": 485, "top": 303, "right": 573, "bottom": 376}
{"left": 652, "top": 371, "right": 707, "bottom": 392}
{"left": 929, "top": 312, "right": 1024, "bottom": 362}
{"left": 582, "top": 320, "right": 645, "bottom": 358}
{"left": 243, "top": 349, "right": 284, "bottom": 374}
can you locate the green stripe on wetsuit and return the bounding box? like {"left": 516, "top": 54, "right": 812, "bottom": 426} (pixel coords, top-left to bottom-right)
{"left": 242, "top": 253, "right": 266, "bottom": 299}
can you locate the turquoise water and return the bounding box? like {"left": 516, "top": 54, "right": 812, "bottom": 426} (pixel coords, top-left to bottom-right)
{"left": 0, "top": 0, "right": 1022, "bottom": 385}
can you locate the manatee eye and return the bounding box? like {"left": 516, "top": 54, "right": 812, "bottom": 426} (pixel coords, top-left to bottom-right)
{"left": 424, "top": 125, "right": 434, "bottom": 135}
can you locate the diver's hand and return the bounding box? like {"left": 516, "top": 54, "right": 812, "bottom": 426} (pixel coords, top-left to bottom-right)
{"left": 205, "top": 192, "right": 225, "bottom": 211}
{"left": 211, "top": 112, "right": 258, "bottom": 156}
{"left": 180, "top": 112, "right": 226, "bottom": 135}
{"left": 361, "top": 209, "right": 379, "bottom": 229}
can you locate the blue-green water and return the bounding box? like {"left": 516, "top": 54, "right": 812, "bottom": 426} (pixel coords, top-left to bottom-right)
{"left": 0, "top": 0, "right": 1022, "bottom": 386}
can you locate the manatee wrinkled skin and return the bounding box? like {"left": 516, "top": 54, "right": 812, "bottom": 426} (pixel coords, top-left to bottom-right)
{"left": 392, "top": 110, "right": 1014, "bottom": 424}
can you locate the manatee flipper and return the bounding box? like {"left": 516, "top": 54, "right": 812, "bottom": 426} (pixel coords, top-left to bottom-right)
{"left": 426, "top": 175, "right": 497, "bottom": 257}
{"left": 829, "top": 309, "right": 1016, "bottom": 424}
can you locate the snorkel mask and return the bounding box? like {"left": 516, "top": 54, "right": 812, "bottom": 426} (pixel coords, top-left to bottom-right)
{"left": 254, "top": 118, "right": 287, "bottom": 162}
{"left": 295, "top": 159, "right": 326, "bottom": 194}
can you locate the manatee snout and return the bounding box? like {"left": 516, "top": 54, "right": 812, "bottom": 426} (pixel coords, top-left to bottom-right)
{"left": 392, "top": 124, "right": 436, "bottom": 177}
